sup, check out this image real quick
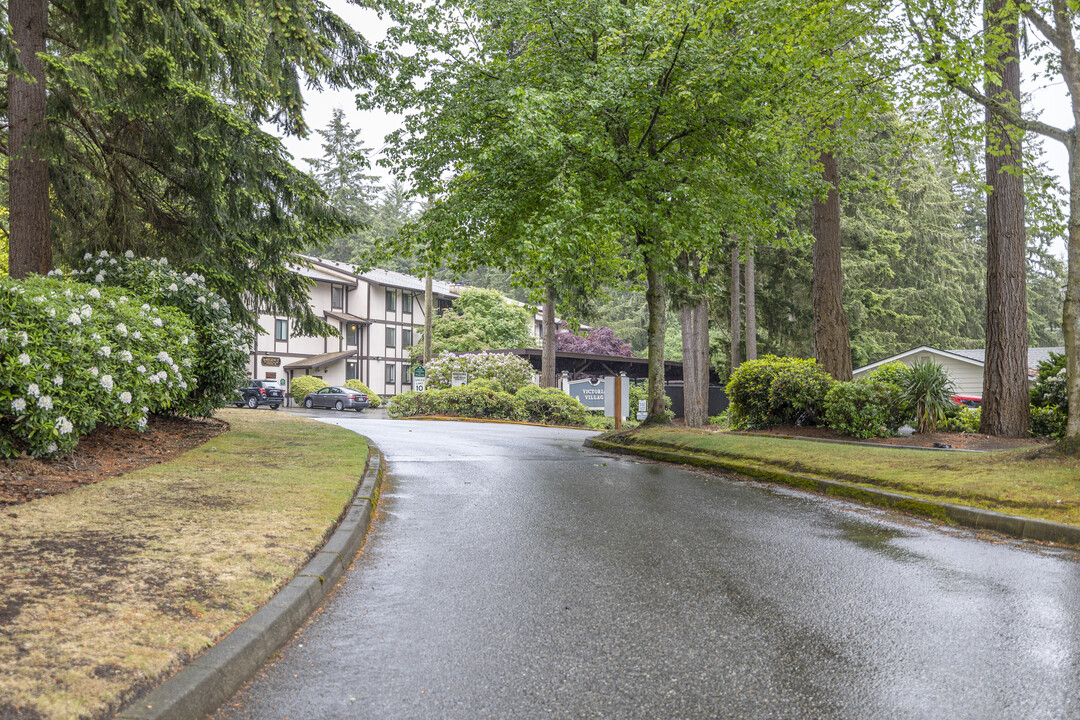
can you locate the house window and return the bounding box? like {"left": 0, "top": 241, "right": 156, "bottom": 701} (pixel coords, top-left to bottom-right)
{"left": 275, "top": 318, "right": 288, "bottom": 342}
{"left": 385, "top": 363, "right": 396, "bottom": 384}
{"left": 331, "top": 285, "right": 343, "bottom": 310}
{"left": 385, "top": 289, "right": 396, "bottom": 312}
{"left": 346, "top": 323, "right": 358, "bottom": 346}
{"left": 346, "top": 362, "right": 358, "bottom": 381}
{"left": 403, "top": 328, "right": 413, "bottom": 347}
{"left": 402, "top": 294, "right": 414, "bottom": 313}
{"left": 386, "top": 327, "right": 396, "bottom": 348}
{"left": 402, "top": 363, "right": 413, "bottom": 384}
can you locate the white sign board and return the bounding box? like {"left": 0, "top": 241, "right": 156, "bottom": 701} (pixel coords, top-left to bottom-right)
{"left": 638, "top": 399, "right": 647, "bottom": 412}
{"left": 451, "top": 371, "right": 468, "bottom": 387}
{"left": 637, "top": 412, "right": 648, "bottom": 421}
{"left": 413, "top": 378, "right": 426, "bottom": 392}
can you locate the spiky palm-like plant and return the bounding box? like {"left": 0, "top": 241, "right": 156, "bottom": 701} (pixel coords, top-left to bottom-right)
{"left": 902, "top": 359, "right": 956, "bottom": 434}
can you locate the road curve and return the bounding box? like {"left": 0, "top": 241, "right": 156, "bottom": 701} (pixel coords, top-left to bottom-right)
{"left": 215, "top": 416, "right": 1080, "bottom": 720}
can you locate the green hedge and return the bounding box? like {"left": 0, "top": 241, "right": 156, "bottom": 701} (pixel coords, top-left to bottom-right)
{"left": 389, "top": 386, "right": 525, "bottom": 421}
{"left": 290, "top": 376, "right": 328, "bottom": 402}
{"left": 824, "top": 376, "right": 907, "bottom": 439}
{"left": 0, "top": 274, "right": 197, "bottom": 456}
{"left": 516, "top": 386, "right": 588, "bottom": 426}
{"left": 344, "top": 379, "right": 383, "bottom": 408}
{"left": 726, "top": 355, "right": 833, "bottom": 430}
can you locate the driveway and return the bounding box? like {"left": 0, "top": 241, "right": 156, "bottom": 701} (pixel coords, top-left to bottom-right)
{"left": 216, "top": 417, "right": 1080, "bottom": 719}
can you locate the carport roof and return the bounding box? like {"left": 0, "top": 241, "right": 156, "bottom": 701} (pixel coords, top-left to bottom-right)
{"left": 283, "top": 350, "right": 355, "bottom": 370}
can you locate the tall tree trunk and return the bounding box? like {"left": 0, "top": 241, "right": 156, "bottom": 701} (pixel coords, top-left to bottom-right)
{"left": 979, "top": 0, "right": 1030, "bottom": 438}
{"left": 812, "top": 149, "right": 852, "bottom": 381}
{"left": 681, "top": 299, "right": 710, "bottom": 428}
{"left": 1063, "top": 141, "right": 1080, "bottom": 451}
{"left": 730, "top": 245, "right": 741, "bottom": 372}
{"left": 541, "top": 284, "right": 557, "bottom": 388}
{"left": 8, "top": 0, "right": 51, "bottom": 278}
{"left": 745, "top": 247, "right": 757, "bottom": 361}
{"left": 423, "top": 274, "right": 433, "bottom": 364}
{"left": 644, "top": 243, "right": 669, "bottom": 424}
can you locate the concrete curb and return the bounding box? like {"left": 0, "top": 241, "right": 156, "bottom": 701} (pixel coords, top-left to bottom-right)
{"left": 726, "top": 430, "right": 988, "bottom": 453}
{"left": 585, "top": 437, "right": 1080, "bottom": 547}
{"left": 115, "top": 447, "right": 386, "bottom": 720}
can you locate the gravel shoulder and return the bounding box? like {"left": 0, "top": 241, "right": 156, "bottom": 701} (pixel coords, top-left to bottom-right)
{"left": 0, "top": 409, "right": 368, "bottom": 720}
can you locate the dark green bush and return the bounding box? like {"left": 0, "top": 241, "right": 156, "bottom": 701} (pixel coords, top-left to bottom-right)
{"left": 388, "top": 386, "right": 524, "bottom": 421}
{"left": 516, "top": 385, "right": 588, "bottom": 426}
{"left": 824, "top": 376, "right": 908, "bottom": 439}
{"left": 945, "top": 407, "right": 981, "bottom": 433}
{"left": 1030, "top": 405, "right": 1067, "bottom": 439}
{"left": 726, "top": 355, "right": 833, "bottom": 430}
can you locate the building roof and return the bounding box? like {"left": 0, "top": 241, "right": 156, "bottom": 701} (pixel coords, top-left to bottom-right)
{"left": 854, "top": 345, "right": 1064, "bottom": 378}
{"left": 283, "top": 350, "right": 355, "bottom": 370}
{"left": 296, "top": 254, "right": 457, "bottom": 297}
{"left": 947, "top": 347, "right": 1064, "bottom": 374}
{"left": 324, "top": 310, "right": 369, "bottom": 325}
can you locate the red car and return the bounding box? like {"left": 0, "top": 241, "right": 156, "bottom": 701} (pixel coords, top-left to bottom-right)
{"left": 951, "top": 395, "right": 981, "bottom": 408}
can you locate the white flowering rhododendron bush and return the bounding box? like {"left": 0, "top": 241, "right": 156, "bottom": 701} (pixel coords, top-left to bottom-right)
{"left": 424, "top": 352, "right": 534, "bottom": 394}
{"left": 67, "top": 251, "right": 249, "bottom": 417}
{"left": 0, "top": 251, "right": 249, "bottom": 457}
{"left": 0, "top": 274, "right": 196, "bottom": 456}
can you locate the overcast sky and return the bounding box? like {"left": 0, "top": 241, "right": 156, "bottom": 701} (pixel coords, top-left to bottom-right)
{"left": 273, "top": 2, "right": 1073, "bottom": 256}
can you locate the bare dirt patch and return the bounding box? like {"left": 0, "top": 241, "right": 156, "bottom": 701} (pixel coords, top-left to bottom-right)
{"left": 0, "top": 415, "right": 227, "bottom": 506}
{"left": 716, "top": 424, "right": 1048, "bottom": 452}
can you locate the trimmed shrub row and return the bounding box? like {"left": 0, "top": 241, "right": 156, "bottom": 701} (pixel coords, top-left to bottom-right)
{"left": 389, "top": 382, "right": 589, "bottom": 426}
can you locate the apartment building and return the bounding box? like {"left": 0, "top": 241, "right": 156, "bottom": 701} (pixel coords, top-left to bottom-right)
{"left": 248, "top": 256, "right": 456, "bottom": 400}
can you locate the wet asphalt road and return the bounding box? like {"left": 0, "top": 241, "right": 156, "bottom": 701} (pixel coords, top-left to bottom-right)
{"left": 215, "top": 415, "right": 1080, "bottom": 719}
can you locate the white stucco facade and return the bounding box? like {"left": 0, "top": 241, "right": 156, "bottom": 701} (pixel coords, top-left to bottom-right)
{"left": 248, "top": 256, "right": 456, "bottom": 401}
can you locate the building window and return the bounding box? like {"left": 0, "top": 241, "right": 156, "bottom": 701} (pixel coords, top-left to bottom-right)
{"left": 402, "top": 328, "right": 413, "bottom": 347}
{"left": 385, "top": 289, "right": 396, "bottom": 312}
{"left": 402, "top": 294, "right": 414, "bottom": 313}
{"left": 386, "top": 327, "right": 396, "bottom": 348}
{"left": 331, "top": 285, "right": 343, "bottom": 310}
{"left": 402, "top": 363, "right": 413, "bottom": 384}
{"left": 346, "top": 362, "right": 358, "bottom": 381}
{"left": 346, "top": 323, "right": 358, "bottom": 346}
{"left": 275, "top": 318, "right": 288, "bottom": 342}
{"left": 385, "top": 363, "right": 396, "bottom": 384}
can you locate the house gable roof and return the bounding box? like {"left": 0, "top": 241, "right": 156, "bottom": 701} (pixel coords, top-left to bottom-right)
{"left": 854, "top": 346, "right": 1065, "bottom": 378}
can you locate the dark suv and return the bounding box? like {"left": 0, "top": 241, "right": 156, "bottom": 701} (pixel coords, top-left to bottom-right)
{"left": 235, "top": 379, "right": 285, "bottom": 409}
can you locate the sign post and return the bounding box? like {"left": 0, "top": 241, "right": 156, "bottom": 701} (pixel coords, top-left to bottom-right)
{"left": 413, "top": 365, "right": 427, "bottom": 392}
{"left": 636, "top": 399, "right": 647, "bottom": 421}
{"left": 614, "top": 375, "right": 623, "bottom": 430}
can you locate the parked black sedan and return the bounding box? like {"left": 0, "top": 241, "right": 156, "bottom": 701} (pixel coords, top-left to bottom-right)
{"left": 235, "top": 379, "right": 285, "bottom": 409}
{"left": 302, "top": 386, "right": 370, "bottom": 412}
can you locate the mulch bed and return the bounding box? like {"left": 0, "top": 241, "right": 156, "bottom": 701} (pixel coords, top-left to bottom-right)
{"left": 0, "top": 415, "right": 228, "bottom": 506}
{"left": 708, "top": 423, "right": 1050, "bottom": 452}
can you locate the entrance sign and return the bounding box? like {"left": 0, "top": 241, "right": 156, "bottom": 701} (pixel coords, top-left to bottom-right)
{"left": 451, "top": 371, "right": 468, "bottom": 387}
{"left": 568, "top": 377, "right": 631, "bottom": 418}
{"left": 413, "top": 365, "right": 427, "bottom": 378}
{"left": 568, "top": 378, "right": 606, "bottom": 412}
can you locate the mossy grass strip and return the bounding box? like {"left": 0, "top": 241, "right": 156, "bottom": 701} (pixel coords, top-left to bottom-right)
{"left": 0, "top": 409, "right": 368, "bottom": 720}
{"left": 589, "top": 427, "right": 1080, "bottom": 542}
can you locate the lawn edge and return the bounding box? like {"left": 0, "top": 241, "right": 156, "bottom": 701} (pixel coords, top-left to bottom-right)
{"left": 585, "top": 436, "right": 1080, "bottom": 548}
{"left": 114, "top": 444, "right": 386, "bottom": 720}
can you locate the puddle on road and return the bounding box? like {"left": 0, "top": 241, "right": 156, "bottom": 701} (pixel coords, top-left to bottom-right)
{"left": 837, "top": 520, "right": 921, "bottom": 563}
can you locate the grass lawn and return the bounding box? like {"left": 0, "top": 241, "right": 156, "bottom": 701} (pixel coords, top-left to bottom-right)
{"left": 610, "top": 426, "right": 1080, "bottom": 526}
{"left": 0, "top": 409, "right": 368, "bottom": 720}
